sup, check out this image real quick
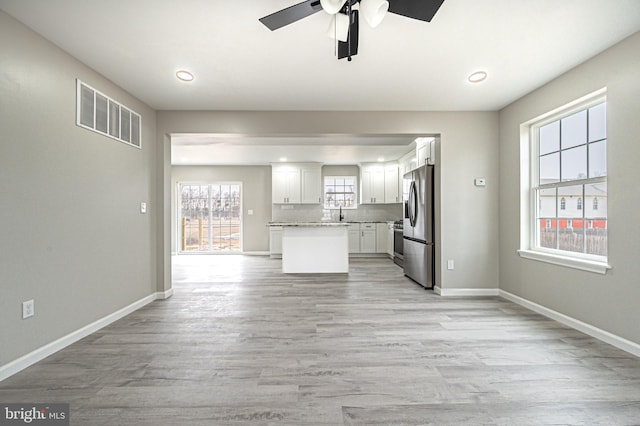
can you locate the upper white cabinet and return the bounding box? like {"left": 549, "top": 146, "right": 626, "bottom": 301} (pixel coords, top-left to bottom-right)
{"left": 301, "top": 166, "right": 322, "bottom": 204}
{"left": 272, "top": 166, "right": 301, "bottom": 204}
{"left": 416, "top": 137, "right": 436, "bottom": 167}
{"left": 384, "top": 165, "right": 400, "bottom": 203}
{"left": 272, "top": 163, "right": 321, "bottom": 204}
{"left": 361, "top": 166, "right": 385, "bottom": 204}
{"left": 360, "top": 163, "right": 401, "bottom": 204}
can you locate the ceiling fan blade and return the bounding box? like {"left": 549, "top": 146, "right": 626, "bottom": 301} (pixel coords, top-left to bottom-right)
{"left": 388, "top": 0, "right": 445, "bottom": 22}
{"left": 338, "top": 10, "right": 359, "bottom": 60}
{"left": 259, "top": 0, "right": 323, "bottom": 31}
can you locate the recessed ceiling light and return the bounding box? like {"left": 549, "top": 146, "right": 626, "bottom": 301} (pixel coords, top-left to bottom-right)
{"left": 377, "top": 157, "right": 385, "bottom": 162}
{"left": 280, "top": 157, "right": 287, "bottom": 162}
{"left": 468, "top": 71, "right": 487, "bottom": 83}
{"left": 176, "top": 70, "right": 194, "bottom": 82}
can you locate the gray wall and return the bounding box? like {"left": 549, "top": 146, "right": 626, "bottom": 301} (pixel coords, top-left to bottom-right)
{"left": 498, "top": 32, "right": 640, "bottom": 344}
{"left": 158, "top": 111, "right": 500, "bottom": 292}
{"left": 171, "top": 166, "right": 272, "bottom": 253}
{"left": 0, "top": 11, "right": 158, "bottom": 366}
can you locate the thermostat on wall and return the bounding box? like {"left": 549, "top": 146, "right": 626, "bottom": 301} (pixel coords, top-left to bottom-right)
{"left": 474, "top": 178, "right": 486, "bottom": 187}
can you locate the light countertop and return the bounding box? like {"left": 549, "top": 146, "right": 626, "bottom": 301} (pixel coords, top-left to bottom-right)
{"left": 268, "top": 221, "right": 394, "bottom": 227}
{"left": 268, "top": 222, "right": 350, "bottom": 227}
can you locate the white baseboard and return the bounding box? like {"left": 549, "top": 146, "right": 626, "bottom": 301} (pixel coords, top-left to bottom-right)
{"left": 499, "top": 289, "right": 640, "bottom": 358}
{"left": 0, "top": 291, "right": 171, "bottom": 382}
{"left": 156, "top": 288, "right": 174, "bottom": 299}
{"left": 242, "top": 251, "right": 270, "bottom": 256}
{"left": 434, "top": 286, "right": 500, "bottom": 297}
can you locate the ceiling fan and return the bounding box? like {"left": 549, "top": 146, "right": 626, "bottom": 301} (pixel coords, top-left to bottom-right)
{"left": 259, "top": 0, "right": 445, "bottom": 61}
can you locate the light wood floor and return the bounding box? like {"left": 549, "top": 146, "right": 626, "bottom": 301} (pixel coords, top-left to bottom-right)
{"left": 2, "top": 256, "right": 640, "bottom": 425}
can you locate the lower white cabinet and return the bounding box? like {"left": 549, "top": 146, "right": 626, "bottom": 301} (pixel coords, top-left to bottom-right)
{"left": 274, "top": 222, "right": 393, "bottom": 257}
{"left": 345, "top": 222, "right": 392, "bottom": 254}
{"left": 269, "top": 227, "right": 283, "bottom": 256}
{"left": 348, "top": 224, "right": 361, "bottom": 253}
{"left": 376, "top": 222, "right": 392, "bottom": 255}
{"left": 386, "top": 222, "right": 394, "bottom": 256}
{"left": 360, "top": 223, "right": 377, "bottom": 253}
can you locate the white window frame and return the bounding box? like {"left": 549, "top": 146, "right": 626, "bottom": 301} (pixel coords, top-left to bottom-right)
{"left": 324, "top": 175, "right": 357, "bottom": 209}
{"left": 518, "top": 88, "right": 611, "bottom": 274}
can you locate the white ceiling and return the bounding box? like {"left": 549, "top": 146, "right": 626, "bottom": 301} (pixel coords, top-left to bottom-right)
{"left": 2, "top": 0, "right": 639, "bottom": 164}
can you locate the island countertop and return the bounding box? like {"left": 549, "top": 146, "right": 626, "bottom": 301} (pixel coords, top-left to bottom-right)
{"left": 268, "top": 221, "right": 391, "bottom": 227}
{"left": 268, "top": 222, "right": 350, "bottom": 227}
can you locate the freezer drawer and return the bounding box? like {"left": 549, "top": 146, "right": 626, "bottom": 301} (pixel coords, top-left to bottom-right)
{"left": 403, "top": 238, "right": 434, "bottom": 289}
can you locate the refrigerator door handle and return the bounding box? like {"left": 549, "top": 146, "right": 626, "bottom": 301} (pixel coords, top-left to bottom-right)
{"left": 409, "top": 180, "right": 417, "bottom": 227}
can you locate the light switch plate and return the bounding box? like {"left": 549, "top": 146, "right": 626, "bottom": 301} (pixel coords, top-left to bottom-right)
{"left": 447, "top": 259, "right": 455, "bottom": 270}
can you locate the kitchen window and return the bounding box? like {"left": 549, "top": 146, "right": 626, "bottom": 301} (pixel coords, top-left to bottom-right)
{"left": 324, "top": 176, "right": 356, "bottom": 209}
{"left": 518, "top": 89, "right": 610, "bottom": 274}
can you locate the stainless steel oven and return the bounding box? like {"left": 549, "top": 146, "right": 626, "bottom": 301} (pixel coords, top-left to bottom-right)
{"left": 393, "top": 220, "right": 403, "bottom": 267}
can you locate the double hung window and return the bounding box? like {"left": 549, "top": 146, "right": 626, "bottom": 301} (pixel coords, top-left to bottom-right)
{"left": 520, "top": 90, "right": 609, "bottom": 273}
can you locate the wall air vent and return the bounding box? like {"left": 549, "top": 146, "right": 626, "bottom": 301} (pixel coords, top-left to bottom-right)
{"left": 76, "top": 79, "right": 141, "bottom": 148}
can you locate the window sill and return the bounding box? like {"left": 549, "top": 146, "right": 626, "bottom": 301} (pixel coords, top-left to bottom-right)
{"left": 517, "top": 249, "right": 611, "bottom": 274}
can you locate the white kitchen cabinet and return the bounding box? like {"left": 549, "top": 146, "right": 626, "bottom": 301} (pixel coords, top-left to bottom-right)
{"left": 272, "top": 163, "right": 321, "bottom": 204}
{"left": 376, "top": 222, "right": 390, "bottom": 254}
{"left": 384, "top": 165, "right": 400, "bottom": 203}
{"left": 360, "top": 223, "right": 377, "bottom": 253}
{"left": 360, "top": 165, "right": 385, "bottom": 204}
{"left": 386, "top": 222, "right": 394, "bottom": 256}
{"left": 272, "top": 166, "right": 301, "bottom": 204}
{"left": 361, "top": 163, "right": 401, "bottom": 204}
{"left": 301, "top": 166, "right": 322, "bottom": 204}
{"left": 417, "top": 144, "right": 428, "bottom": 168}
{"left": 416, "top": 137, "right": 435, "bottom": 167}
{"left": 269, "top": 226, "right": 283, "bottom": 257}
{"left": 348, "top": 223, "right": 360, "bottom": 253}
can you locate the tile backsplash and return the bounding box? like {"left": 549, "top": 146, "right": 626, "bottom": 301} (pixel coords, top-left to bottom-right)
{"left": 272, "top": 203, "right": 402, "bottom": 223}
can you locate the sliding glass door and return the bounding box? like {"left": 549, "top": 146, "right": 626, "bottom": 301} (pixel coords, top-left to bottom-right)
{"left": 179, "top": 183, "right": 241, "bottom": 253}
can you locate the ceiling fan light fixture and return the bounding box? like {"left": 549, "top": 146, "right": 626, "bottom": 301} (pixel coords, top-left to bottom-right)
{"left": 326, "top": 12, "right": 350, "bottom": 42}
{"left": 360, "top": 0, "right": 389, "bottom": 28}
{"left": 320, "top": 0, "right": 348, "bottom": 14}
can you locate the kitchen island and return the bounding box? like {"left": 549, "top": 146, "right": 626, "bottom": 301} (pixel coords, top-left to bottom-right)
{"left": 269, "top": 222, "right": 349, "bottom": 273}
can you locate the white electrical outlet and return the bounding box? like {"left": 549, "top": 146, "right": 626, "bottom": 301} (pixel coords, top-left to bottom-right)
{"left": 447, "top": 259, "right": 455, "bottom": 270}
{"left": 22, "top": 299, "right": 34, "bottom": 319}
{"left": 140, "top": 202, "right": 147, "bottom": 214}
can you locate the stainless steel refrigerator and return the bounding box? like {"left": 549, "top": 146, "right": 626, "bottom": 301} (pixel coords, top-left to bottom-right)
{"left": 403, "top": 165, "right": 434, "bottom": 289}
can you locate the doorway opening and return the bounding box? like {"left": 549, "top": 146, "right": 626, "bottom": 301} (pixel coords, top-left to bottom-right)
{"left": 178, "top": 183, "right": 241, "bottom": 253}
